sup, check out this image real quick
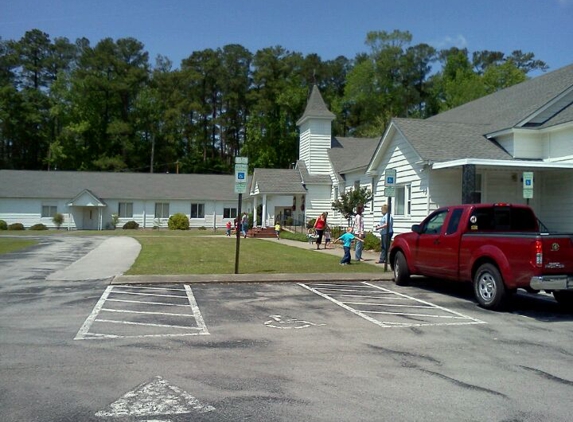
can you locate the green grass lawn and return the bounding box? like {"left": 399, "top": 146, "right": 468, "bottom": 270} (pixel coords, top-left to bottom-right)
{"left": 0, "top": 238, "right": 38, "bottom": 254}
{"left": 127, "top": 236, "right": 383, "bottom": 275}
{"left": 0, "top": 228, "right": 385, "bottom": 275}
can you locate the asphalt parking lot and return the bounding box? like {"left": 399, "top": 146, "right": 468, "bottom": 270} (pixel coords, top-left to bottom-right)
{"left": 1, "top": 236, "right": 573, "bottom": 421}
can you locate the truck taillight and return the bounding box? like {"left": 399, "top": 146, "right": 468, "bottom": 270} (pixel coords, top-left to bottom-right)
{"left": 534, "top": 239, "right": 543, "bottom": 267}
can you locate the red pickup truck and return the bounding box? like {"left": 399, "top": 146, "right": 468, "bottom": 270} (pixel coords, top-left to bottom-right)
{"left": 389, "top": 203, "right": 573, "bottom": 310}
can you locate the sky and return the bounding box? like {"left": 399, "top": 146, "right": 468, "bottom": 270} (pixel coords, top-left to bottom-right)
{"left": 2, "top": 0, "right": 572, "bottom": 75}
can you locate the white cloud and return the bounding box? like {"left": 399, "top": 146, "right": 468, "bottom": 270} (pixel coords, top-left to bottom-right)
{"left": 433, "top": 35, "right": 468, "bottom": 50}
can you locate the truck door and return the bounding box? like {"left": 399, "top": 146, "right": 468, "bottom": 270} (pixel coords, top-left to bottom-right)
{"left": 416, "top": 208, "right": 463, "bottom": 279}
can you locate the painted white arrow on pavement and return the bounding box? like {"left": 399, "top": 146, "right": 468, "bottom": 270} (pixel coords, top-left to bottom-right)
{"left": 95, "top": 376, "right": 215, "bottom": 418}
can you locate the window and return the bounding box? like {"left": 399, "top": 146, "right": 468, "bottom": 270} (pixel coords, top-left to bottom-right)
{"left": 224, "top": 207, "right": 237, "bottom": 219}
{"left": 155, "top": 203, "right": 170, "bottom": 218}
{"left": 446, "top": 208, "right": 463, "bottom": 235}
{"left": 353, "top": 180, "right": 360, "bottom": 190}
{"left": 118, "top": 202, "right": 133, "bottom": 218}
{"left": 333, "top": 186, "right": 339, "bottom": 201}
{"left": 422, "top": 210, "right": 448, "bottom": 234}
{"left": 41, "top": 205, "right": 57, "bottom": 218}
{"left": 191, "top": 203, "right": 205, "bottom": 218}
{"left": 394, "top": 185, "right": 411, "bottom": 216}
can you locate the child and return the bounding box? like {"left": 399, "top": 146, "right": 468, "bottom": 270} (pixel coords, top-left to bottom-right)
{"left": 226, "top": 220, "right": 232, "bottom": 236}
{"left": 274, "top": 222, "right": 281, "bottom": 240}
{"left": 333, "top": 227, "right": 363, "bottom": 265}
{"left": 324, "top": 228, "right": 331, "bottom": 249}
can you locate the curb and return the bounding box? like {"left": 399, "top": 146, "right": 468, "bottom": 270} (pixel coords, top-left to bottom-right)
{"left": 113, "top": 272, "right": 395, "bottom": 285}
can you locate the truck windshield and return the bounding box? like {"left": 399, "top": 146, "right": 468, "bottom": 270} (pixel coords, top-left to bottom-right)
{"left": 468, "top": 206, "right": 538, "bottom": 232}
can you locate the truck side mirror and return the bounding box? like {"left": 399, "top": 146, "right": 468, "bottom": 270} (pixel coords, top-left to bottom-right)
{"left": 412, "top": 224, "right": 421, "bottom": 234}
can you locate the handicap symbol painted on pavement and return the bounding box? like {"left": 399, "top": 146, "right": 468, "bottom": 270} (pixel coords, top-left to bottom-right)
{"left": 264, "top": 314, "right": 326, "bottom": 329}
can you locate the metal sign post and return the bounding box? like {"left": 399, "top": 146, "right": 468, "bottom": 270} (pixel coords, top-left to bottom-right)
{"left": 234, "top": 157, "right": 248, "bottom": 274}
{"left": 523, "top": 171, "right": 533, "bottom": 206}
{"left": 384, "top": 169, "right": 396, "bottom": 272}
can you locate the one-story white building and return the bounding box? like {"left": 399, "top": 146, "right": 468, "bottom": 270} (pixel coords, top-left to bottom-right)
{"left": 1, "top": 63, "right": 573, "bottom": 233}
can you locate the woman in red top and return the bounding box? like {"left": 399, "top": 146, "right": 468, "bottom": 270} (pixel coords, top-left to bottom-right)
{"left": 313, "top": 212, "right": 328, "bottom": 250}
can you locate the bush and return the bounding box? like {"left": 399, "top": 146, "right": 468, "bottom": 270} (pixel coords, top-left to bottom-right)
{"left": 168, "top": 213, "right": 189, "bottom": 230}
{"left": 198, "top": 226, "right": 207, "bottom": 230}
{"left": 307, "top": 218, "right": 316, "bottom": 229}
{"left": 8, "top": 223, "right": 25, "bottom": 230}
{"left": 52, "top": 212, "right": 64, "bottom": 229}
{"left": 30, "top": 223, "right": 48, "bottom": 231}
{"left": 123, "top": 221, "right": 139, "bottom": 230}
{"left": 0, "top": 220, "right": 7, "bottom": 230}
{"left": 363, "top": 231, "right": 381, "bottom": 252}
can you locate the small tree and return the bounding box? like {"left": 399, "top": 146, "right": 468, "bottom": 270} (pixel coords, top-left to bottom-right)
{"left": 111, "top": 213, "right": 120, "bottom": 229}
{"left": 52, "top": 213, "right": 64, "bottom": 230}
{"left": 331, "top": 187, "right": 373, "bottom": 226}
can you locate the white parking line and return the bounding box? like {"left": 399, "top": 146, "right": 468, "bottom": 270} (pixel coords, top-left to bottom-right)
{"left": 75, "top": 285, "right": 209, "bottom": 340}
{"left": 299, "top": 282, "right": 487, "bottom": 328}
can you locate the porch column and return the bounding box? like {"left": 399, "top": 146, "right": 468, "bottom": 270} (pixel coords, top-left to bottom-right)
{"left": 253, "top": 195, "right": 258, "bottom": 227}
{"left": 262, "top": 194, "right": 267, "bottom": 227}
{"left": 462, "top": 164, "right": 477, "bottom": 204}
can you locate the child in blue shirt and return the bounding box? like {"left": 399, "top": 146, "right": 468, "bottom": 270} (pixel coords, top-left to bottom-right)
{"left": 334, "top": 227, "right": 364, "bottom": 265}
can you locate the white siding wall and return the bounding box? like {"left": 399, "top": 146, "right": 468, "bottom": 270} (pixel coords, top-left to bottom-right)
{"left": 513, "top": 131, "right": 544, "bottom": 159}
{"left": 538, "top": 171, "right": 573, "bottom": 232}
{"left": 497, "top": 133, "right": 515, "bottom": 157}
{"left": 307, "top": 120, "right": 332, "bottom": 175}
{"left": 306, "top": 184, "right": 332, "bottom": 223}
{"left": 299, "top": 125, "right": 311, "bottom": 164}
{"left": 370, "top": 131, "right": 429, "bottom": 235}
{"left": 546, "top": 125, "right": 573, "bottom": 160}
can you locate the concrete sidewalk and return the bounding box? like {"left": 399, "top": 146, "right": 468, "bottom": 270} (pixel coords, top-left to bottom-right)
{"left": 113, "top": 236, "right": 393, "bottom": 285}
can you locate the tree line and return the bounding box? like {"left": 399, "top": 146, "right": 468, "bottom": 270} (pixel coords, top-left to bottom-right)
{"left": 0, "top": 29, "right": 547, "bottom": 174}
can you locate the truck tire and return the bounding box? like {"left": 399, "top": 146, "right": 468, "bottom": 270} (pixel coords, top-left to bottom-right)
{"left": 553, "top": 291, "right": 573, "bottom": 309}
{"left": 393, "top": 252, "right": 410, "bottom": 286}
{"left": 473, "top": 263, "right": 508, "bottom": 310}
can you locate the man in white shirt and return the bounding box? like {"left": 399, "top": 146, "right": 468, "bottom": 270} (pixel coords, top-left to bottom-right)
{"left": 375, "top": 204, "right": 393, "bottom": 264}
{"left": 354, "top": 205, "right": 365, "bottom": 261}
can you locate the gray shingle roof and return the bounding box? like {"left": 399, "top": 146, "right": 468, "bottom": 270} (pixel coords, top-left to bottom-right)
{"left": 296, "top": 85, "right": 335, "bottom": 125}
{"left": 328, "top": 136, "right": 380, "bottom": 174}
{"left": 250, "top": 168, "right": 307, "bottom": 194}
{"left": 429, "top": 64, "right": 573, "bottom": 133}
{"left": 0, "top": 170, "right": 248, "bottom": 201}
{"left": 392, "top": 118, "right": 513, "bottom": 162}
{"left": 296, "top": 160, "right": 331, "bottom": 184}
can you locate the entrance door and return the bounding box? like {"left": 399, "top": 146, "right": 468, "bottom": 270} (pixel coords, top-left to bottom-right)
{"left": 82, "top": 208, "right": 98, "bottom": 230}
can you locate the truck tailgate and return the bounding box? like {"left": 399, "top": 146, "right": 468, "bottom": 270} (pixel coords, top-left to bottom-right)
{"left": 540, "top": 234, "right": 573, "bottom": 274}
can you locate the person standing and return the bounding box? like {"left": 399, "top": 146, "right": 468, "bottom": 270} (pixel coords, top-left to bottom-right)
{"left": 313, "top": 212, "right": 327, "bottom": 250}
{"left": 241, "top": 212, "right": 248, "bottom": 238}
{"left": 354, "top": 205, "right": 365, "bottom": 261}
{"left": 334, "top": 227, "right": 364, "bottom": 265}
{"left": 375, "top": 204, "right": 393, "bottom": 264}
{"left": 274, "top": 221, "right": 281, "bottom": 240}
{"left": 226, "top": 220, "right": 232, "bottom": 236}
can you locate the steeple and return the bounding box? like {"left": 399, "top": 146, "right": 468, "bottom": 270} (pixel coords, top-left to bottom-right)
{"left": 297, "top": 85, "right": 335, "bottom": 175}
{"left": 296, "top": 85, "right": 336, "bottom": 126}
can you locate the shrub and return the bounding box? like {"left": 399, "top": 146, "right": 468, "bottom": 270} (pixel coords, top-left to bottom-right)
{"left": 110, "top": 213, "right": 120, "bottom": 229}
{"left": 0, "top": 220, "right": 7, "bottom": 230}
{"left": 306, "top": 218, "right": 316, "bottom": 229}
{"left": 52, "top": 212, "right": 64, "bottom": 229}
{"left": 363, "top": 231, "right": 381, "bottom": 252}
{"left": 30, "top": 223, "right": 48, "bottom": 231}
{"left": 8, "top": 223, "right": 25, "bottom": 231}
{"left": 168, "top": 213, "right": 189, "bottom": 230}
{"left": 123, "top": 221, "right": 139, "bottom": 230}
{"left": 198, "top": 226, "right": 207, "bottom": 230}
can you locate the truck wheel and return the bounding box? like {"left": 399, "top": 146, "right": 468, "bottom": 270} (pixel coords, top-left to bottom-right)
{"left": 553, "top": 291, "right": 573, "bottom": 309}
{"left": 473, "top": 263, "right": 508, "bottom": 310}
{"left": 393, "top": 252, "right": 410, "bottom": 286}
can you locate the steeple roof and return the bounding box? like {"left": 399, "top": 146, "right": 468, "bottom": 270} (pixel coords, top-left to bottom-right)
{"left": 296, "top": 85, "right": 335, "bottom": 125}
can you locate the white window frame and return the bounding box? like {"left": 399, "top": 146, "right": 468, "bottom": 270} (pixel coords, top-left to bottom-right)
{"left": 394, "top": 184, "right": 411, "bottom": 216}
{"left": 41, "top": 205, "right": 57, "bottom": 218}
{"left": 118, "top": 202, "right": 133, "bottom": 218}
{"left": 155, "top": 202, "right": 170, "bottom": 219}
{"left": 190, "top": 203, "right": 205, "bottom": 219}
{"left": 223, "top": 207, "right": 237, "bottom": 219}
